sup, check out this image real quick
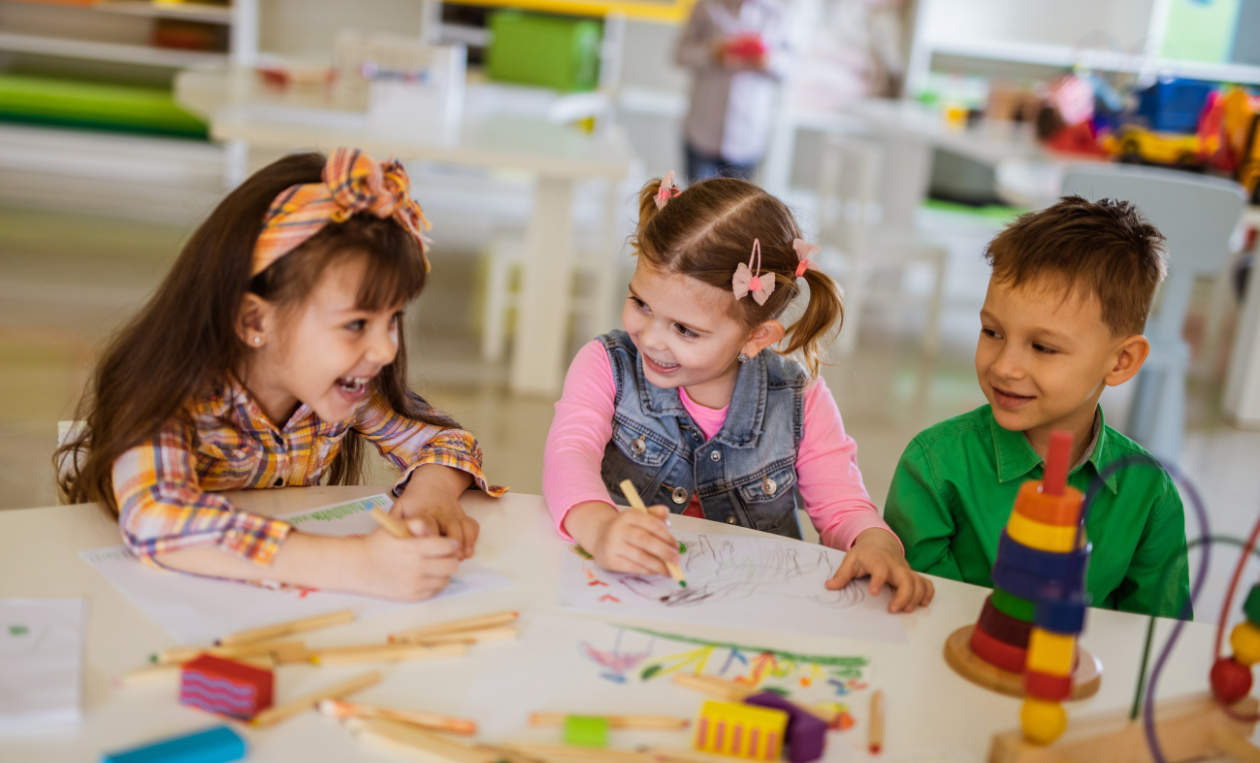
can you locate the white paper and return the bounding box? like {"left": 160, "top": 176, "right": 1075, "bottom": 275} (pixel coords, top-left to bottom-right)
{"left": 559, "top": 531, "right": 906, "bottom": 643}
{"left": 81, "top": 494, "right": 512, "bottom": 645}
{"left": 462, "top": 614, "right": 873, "bottom": 749}
{"left": 0, "top": 599, "right": 86, "bottom": 732}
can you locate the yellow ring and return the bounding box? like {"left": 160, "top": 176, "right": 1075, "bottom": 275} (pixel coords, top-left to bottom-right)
{"left": 1007, "top": 510, "right": 1083, "bottom": 553}
{"left": 1026, "top": 628, "right": 1075, "bottom": 675}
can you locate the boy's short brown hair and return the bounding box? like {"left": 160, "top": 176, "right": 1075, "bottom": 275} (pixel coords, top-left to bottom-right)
{"left": 984, "top": 195, "right": 1167, "bottom": 336}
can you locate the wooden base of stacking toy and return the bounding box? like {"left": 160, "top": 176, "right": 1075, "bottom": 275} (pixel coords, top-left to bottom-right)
{"left": 987, "top": 693, "right": 1259, "bottom": 763}
{"left": 944, "top": 625, "right": 1102, "bottom": 700}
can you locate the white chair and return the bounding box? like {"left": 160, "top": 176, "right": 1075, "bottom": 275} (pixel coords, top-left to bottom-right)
{"left": 815, "top": 132, "right": 948, "bottom": 357}
{"left": 1062, "top": 165, "right": 1246, "bottom": 463}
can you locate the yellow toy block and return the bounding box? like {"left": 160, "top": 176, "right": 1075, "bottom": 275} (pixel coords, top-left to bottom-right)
{"left": 1026, "top": 628, "right": 1075, "bottom": 675}
{"left": 1231, "top": 621, "right": 1260, "bottom": 667}
{"left": 693, "top": 700, "right": 787, "bottom": 761}
{"left": 1006, "top": 511, "right": 1083, "bottom": 553}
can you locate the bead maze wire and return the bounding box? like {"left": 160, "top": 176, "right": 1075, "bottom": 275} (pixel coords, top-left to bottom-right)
{"left": 1080, "top": 455, "right": 1212, "bottom": 763}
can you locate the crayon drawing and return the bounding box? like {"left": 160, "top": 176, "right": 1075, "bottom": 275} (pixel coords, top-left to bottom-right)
{"left": 559, "top": 531, "right": 906, "bottom": 643}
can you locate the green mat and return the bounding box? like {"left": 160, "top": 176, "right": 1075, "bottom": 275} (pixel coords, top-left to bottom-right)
{"left": 0, "top": 74, "right": 208, "bottom": 139}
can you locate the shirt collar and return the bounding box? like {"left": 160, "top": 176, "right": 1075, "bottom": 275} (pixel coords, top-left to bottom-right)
{"left": 204, "top": 374, "right": 318, "bottom": 436}
{"left": 989, "top": 406, "right": 1118, "bottom": 494}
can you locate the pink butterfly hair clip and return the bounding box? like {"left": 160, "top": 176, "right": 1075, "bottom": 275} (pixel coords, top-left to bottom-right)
{"left": 793, "top": 238, "right": 821, "bottom": 277}
{"left": 655, "top": 171, "right": 682, "bottom": 210}
{"left": 732, "top": 239, "right": 776, "bottom": 305}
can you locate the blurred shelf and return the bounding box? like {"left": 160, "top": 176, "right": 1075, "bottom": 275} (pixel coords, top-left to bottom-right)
{"left": 0, "top": 31, "right": 227, "bottom": 67}
{"left": 94, "top": 0, "right": 234, "bottom": 25}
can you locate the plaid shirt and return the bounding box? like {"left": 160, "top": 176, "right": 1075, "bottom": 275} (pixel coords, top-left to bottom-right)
{"left": 113, "top": 376, "right": 504, "bottom": 567}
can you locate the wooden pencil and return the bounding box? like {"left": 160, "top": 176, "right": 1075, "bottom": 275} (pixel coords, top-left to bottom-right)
{"left": 391, "top": 624, "right": 519, "bottom": 647}
{"left": 320, "top": 698, "right": 478, "bottom": 735}
{"left": 501, "top": 743, "right": 655, "bottom": 763}
{"left": 154, "top": 639, "right": 306, "bottom": 666}
{"left": 251, "top": 670, "right": 381, "bottom": 727}
{"left": 349, "top": 717, "right": 501, "bottom": 763}
{"left": 528, "top": 713, "right": 689, "bottom": 730}
{"left": 120, "top": 654, "right": 274, "bottom": 686}
{"left": 307, "top": 642, "right": 467, "bottom": 666}
{"left": 389, "top": 610, "right": 520, "bottom": 642}
{"left": 370, "top": 506, "right": 411, "bottom": 539}
{"left": 868, "top": 689, "right": 884, "bottom": 754}
{"left": 618, "top": 480, "right": 687, "bottom": 587}
{"left": 216, "top": 609, "right": 354, "bottom": 646}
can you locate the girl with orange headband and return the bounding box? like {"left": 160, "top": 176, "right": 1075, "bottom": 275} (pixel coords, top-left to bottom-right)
{"left": 57, "top": 149, "right": 504, "bottom": 600}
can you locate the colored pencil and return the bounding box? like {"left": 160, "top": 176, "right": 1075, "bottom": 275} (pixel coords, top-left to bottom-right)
{"left": 120, "top": 654, "right": 274, "bottom": 686}
{"left": 216, "top": 609, "right": 354, "bottom": 646}
{"left": 529, "top": 713, "right": 689, "bottom": 730}
{"left": 320, "top": 698, "right": 478, "bottom": 735}
{"left": 619, "top": 479, "right": 687, "bottom": 587}
{"left": 502, "top": 743, "right": 654, "bottom": 762}
{"left": 370, "top": 506, "right": 412, "bottom": 539}
{"left": 153, "top": 639, "right": 306, "bottom": 666}
{"left": 869, "top": 689, "right": 884, "bottom": 754}
{"left": 251, "top": 670, "right": 381, "bottom": 727}
{"left": 307, "top": 642, "right": 467, "bottom": 666}
{"left": 350, "top": 717, "right": 501, "bottom": 763}
{"left": 391, "top": 624, "right": 519, "bottom": 647}
{"left": 389, "top": 610, "right": 519, "bottom": 642}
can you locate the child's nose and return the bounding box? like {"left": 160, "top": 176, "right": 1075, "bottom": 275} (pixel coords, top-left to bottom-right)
{"left": 991, "top": 345, "right": 1024, "bottom": 379}
{"left": 366, "top": 327, "right": 398, "bottom": 364}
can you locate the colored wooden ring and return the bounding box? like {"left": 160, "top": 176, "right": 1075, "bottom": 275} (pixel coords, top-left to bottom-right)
{"left": 1027, "top": 629, "right": 1076, "bottom": 675}
{"left": 991, "top": 560, "right": 1082, "bottom": 604}
{"left": 1245, "top": 584, "right": 1260, "bottom": 629}
{"left": 1024, "top": 670, "right": 1074, "bottom": 702}
{"left": 998, "top": 531, "right": 1091, "bottom": 581}
{"left": 991, "top": 587, "right": 1037, "bottom": 622}
{"left": 1034, "top": 596, "right": 1089, "bottom": 635}
{"left": 1012, "top": 480, "right": 1084, "bottom": 526}
{"left": 977, "top": 595, "right": 1032, "bottom": 648}
{"left": 944, "top": 625, "right": 1102, "bottom": 701}
{"left": 970, "top": 620, "right": 1028, "bottom": 674}
{"left": 1006, "top": 511, "right": 1083, "bottom": 553}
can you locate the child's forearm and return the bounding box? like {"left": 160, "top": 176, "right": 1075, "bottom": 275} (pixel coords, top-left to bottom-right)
{"left": 156, "top": 533, "right": 364, "bottom": 591}
{"left": 399, "top": 463, "right": 473, "bottom": 504}
{"left": 562, "top": 501, "right": 620, "bottom": 549}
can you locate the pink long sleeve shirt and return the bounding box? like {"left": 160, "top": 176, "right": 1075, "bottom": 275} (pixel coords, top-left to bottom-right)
{"left": 543, "top": 340, "right": 897, "bottom": 551}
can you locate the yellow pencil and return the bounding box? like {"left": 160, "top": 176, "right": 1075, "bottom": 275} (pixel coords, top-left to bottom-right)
{"left": 869, "top": 689, "right": 884, "bottom": 754}
{"left": 618, "top": 479, "right": 687, "bottom": 588}
{"left": 153, "top": 639, "right": 306, "bottom": 666}
{"left": 251, "top": 670, "right": 382, "bottom": 727}
{"left": 390, "top": 624, "right": 519, "bottom": 647}
{"left": 389, "top": 610, "right": 519, "bottom": 642}
{"left": 350, "top": 717, "right": 502, "bottom": 763}
{"left": 320, "top": 698, "right": 478, "bottom": 735}
{"left": 307, "top": 642, "right": 467, "bottom": 666}
{"left": 216, "top": 609, "right": 354, "bottom": 646}
{"left": 529, "top": 712, "right": 690, "bottom": 730}
{"left": 370, "top": 506, "right": 411, "bottom": 539}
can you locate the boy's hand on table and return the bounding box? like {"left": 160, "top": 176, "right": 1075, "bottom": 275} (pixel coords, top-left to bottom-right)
{"left": 395, "top": 464, "right": 479, "bottom": 559}
{"left": 827, "top": 528, "right": 935, "bottom": 614}
{"left": 349, "top": 522, "right": 460, "bottom": 600}
{"left": 568, "top": 501, "right": 680, "bottom": 577}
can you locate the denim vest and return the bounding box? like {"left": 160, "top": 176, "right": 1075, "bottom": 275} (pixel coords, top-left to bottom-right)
{"left": 598, "top": 330, "right": 808, "bottom": 539}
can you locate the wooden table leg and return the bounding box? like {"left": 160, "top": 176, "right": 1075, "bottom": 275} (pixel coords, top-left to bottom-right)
{"left": 510, "top": 175, "right": 574, "bottom": 396}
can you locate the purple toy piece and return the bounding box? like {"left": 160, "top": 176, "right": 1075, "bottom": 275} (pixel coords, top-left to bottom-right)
{"left": 745, "top": 691, "right": 828, "bottom": 763}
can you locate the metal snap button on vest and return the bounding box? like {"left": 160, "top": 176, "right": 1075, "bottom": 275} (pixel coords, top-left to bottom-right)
{"left": 763, "top": 476, "right": 777, "bottom": 496}
{"left": 670, "top": 487, "right": 688, "bottom": 504}
{"left": 710, "top": 451, "right": 721, "bottom": 462}
{"left": 631, "top": 436, "right": 647, "bottom": 455}
{"left": 726, "top": 517, "right": 738, "bottom": 524}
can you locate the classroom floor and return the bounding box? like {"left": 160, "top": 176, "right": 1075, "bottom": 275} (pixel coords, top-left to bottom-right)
{"left": 2, "top": 202, "right": 1259, "bottom": 625}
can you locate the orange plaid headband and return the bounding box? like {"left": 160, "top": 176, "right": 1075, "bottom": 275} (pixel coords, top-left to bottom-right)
{"left": 252, "top": 148, "right": 432, "bottom": 277}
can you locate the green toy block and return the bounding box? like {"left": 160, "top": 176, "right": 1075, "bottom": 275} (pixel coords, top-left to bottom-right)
{"left": 991, "top": 587, "right": 1036, "bottom": 623}
{"left": 486, "top": 11, "right": 602, "bottom": 92}
{"left": 563, "top": 715, "right": 609, "bottom": 748}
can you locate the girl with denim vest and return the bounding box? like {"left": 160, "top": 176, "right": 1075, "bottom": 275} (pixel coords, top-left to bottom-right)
{"left": 58, "top": 149, "right": 503, "bottom": 601}
{"left": 543, "top": 174, "right": 934, "bottom": 613}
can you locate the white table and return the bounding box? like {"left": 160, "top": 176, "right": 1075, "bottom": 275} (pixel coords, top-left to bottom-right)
{"left": 0, "top": 487, "right": 1235, "bottom": 761}
{"left": 175, "top": 68, "right": 637, "bottom": 397}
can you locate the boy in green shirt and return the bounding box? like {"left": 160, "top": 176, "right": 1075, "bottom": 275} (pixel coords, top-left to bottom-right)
{"left": 885, "top": 196, "right": 1190, "bottom": 618}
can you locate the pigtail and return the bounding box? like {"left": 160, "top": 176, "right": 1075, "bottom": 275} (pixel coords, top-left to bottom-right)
{"left": 780, "top": 267, "right": 844, "bottom": 378}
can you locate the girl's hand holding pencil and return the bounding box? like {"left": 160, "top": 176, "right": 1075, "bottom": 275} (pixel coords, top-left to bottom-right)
{"left": 350, "top": 513, "right": 461, "bottom": 601}
{"left": 562, "top": 486, "right": 681, "bottom": 579}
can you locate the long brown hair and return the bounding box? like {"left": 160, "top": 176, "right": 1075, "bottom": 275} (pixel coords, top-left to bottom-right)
{"left": 57, "top": 152, "right": 456, "bottom": 513}
{"left": 633, "top": 176, "right": 843, "bottom": 376}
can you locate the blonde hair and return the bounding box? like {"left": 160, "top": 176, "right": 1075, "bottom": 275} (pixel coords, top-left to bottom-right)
{"left": 633, "top": 176, "right": 843, "bottom": 376}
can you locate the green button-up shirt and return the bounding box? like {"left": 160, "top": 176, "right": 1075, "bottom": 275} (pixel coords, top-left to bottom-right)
{"left": 884, "top": 405, "right": 1190, "bottom": 619}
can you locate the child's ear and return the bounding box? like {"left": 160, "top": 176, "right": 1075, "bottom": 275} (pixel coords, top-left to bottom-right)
{"left": 236, "top": 293, "right": 275, "bottom": 348}
{"left": 742, "top": 320, "right": 786, "bottom": 358}
{"left": 1104, "top": 334, "right": 1151, "bottom": 387}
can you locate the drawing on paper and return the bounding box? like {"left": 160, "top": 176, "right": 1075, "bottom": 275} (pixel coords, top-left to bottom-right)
{"left": 558, "top": 529, "right": 907, "bottom": 643}
{"left": 610, "top": 533, "right": 870, "bottom": 609}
